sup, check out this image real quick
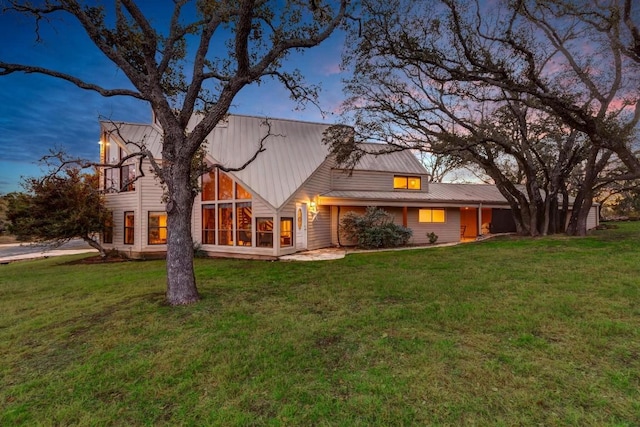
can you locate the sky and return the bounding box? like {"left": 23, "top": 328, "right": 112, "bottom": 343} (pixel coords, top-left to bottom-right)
{"left": 0, "top": 2, "right": 349, "bottom": 195}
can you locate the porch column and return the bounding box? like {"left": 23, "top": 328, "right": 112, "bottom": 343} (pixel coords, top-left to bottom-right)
{"left": 477, "top": 203, "right": 483, "bottom": 236}
{"left": 402, "top": 206, "right": 408, "bottom": 227}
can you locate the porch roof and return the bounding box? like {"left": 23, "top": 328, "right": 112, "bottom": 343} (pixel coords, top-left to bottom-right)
{"left": 320, "top": 183, "right": 511, "bottom": 207}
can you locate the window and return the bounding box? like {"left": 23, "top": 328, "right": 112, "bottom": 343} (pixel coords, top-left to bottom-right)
{"left": 280, "top": 218, "right": 293, "bottom": 247}
{"left": 103, "top": 213, "right": 113, "bottom": 244}
{"left": 199, "top": 170, "right": 254, "bottom": 248}
{"left": 148, "top": 212, "right": 167, "bottom": 244}
{"left": 202, "top": 170, "right": 216, "bottom": 201}
{"left": 104, "top": 168, "right": 118, "bottom": 192}
{"left": 419, "top": 208, "right": 446, "bottom": 223}
{"left": 394, "top": 175, "right": 421, "bottom": 190}
{"left": 218, "top": 171, "right": 233, "bottom": 200}
{"left": 236, "top": 182, "right": 252, "bottom": 199}
{"left": 257, "top": 218, "right": 274, "bottom": 247}
{"left": 124, "top": 211, "right": 135, "bottom": 244}
{"left": 202, "top": 205, "right": 216, "bottom": 244}
{"left": 236, "top": 202, "right": 252, "bottom": 246}
{"left": 120, "top": 164, "right": 136, "bottom": 192}
{"left": 218, "top": 203, "right": 233, "bottom": 245}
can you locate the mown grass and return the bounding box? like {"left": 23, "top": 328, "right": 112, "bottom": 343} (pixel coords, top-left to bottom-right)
{"left": 1, "top": 223, "right": 639, "bottom": 426}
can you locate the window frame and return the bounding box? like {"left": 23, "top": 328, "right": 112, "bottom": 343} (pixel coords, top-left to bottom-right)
{"left": 202, "top": 205, "right": 216, "bottom": 244}
{"left": 103, "top": 212, "right": 113, "bottom": 244}
{"left": 418, "top": 208, "right": 446, "bottom": 223}
{"left": 148, "top": 211, "right": 167, "bottom": 245}
{"left": 120, "top": 164, "right": 136, "bottom": 192}
{"left": 256, "top": 217, "right": 274, "bottom": 248}
{"left": 280, "top": 217, "right": 293, "bottom": 248}
{"left": 124, "top": 211, "right": 135, "bottom": 244}
{"left": 393, "top": 175, "right": 421, "bottom": 190}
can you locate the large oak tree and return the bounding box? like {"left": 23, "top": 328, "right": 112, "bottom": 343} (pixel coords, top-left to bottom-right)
{"left": 1, "top": 0, "right": 349, "bottom": 305}
{"left": 326, "top": 0, "right": 639, "bottom": 236}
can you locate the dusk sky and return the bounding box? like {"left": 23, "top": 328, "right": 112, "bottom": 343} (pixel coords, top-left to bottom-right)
{"left": 0, "top": 3, "right": 348, "bottom": 195}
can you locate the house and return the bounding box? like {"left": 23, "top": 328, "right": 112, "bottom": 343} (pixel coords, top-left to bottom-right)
{"left": 98, "top": 114, "right": 600, "bottom": 259}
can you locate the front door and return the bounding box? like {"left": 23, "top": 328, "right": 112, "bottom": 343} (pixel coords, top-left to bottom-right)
{"left": 296, "top": 203, "right": 307, "bottom": 250}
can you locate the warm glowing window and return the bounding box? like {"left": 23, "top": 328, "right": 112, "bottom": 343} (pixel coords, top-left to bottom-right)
{"left": 419, "top": 208, "right": 446, "bottom": 223}
{"left": 202, "top": 170, "right": 216, "bottom": 201}
{"left": 103, "top": 213, "right": 113, "bottom": 244}
{"left": 202, "top": 205, "right": 216, "bottom": 244}
{"left": 394, "top": 175, "right": 421, "bottom": 190}
{"left": 124, "top": 211, "right": 135, "bottom": 244}
{"left": 257, "top": 218, "right": 274, "bottom": 248}
{"left": 218, "top": 171, "right": 233, "bottom": 200}
{"left": 218, "top": 203, "right": 233, "bottom": 245}
{"left": 236, "top": 202, "right": 252, "bottom": 246}
{"left": 280, "top": 218, "right": 293, "bottom": 247}
{"left": 148, "top": 212, "right": 167, "bottom": 245}
{"left": 236, "top": 182, "right": 252, "bottom": 199}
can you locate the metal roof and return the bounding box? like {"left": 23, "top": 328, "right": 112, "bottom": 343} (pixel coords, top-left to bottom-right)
{"left": 341, "top": 143, "right": 429, "bottom": 175}
{"left": 200, "top": 115, "right": 332, "bottom": 209}
{"left": 101, "top": 121, "right": 164, "bottom": 159}
{"left": 321, "top": 183, "right": 511, "bottom": 206}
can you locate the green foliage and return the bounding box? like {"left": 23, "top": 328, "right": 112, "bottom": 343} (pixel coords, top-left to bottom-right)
{"left": 427, "top": 231, "right": 438, "bottom": 244}
{"left": 6, "top": 169, "right": 109, "bottom": 246}
{"left": 341, "top": 206, "right": 412, "bottom": 249}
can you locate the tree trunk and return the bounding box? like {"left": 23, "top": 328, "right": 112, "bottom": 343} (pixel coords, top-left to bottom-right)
{"left": 164, "top": 161, "right": 200, "bottom": 305}
{"left": 82, "top": 235, "right": 107, "bottom": 259}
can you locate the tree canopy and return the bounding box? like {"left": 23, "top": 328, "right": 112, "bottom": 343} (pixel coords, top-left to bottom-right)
{"left": 1, "top": 0, "right": 350, "bottom": 305}
{"left": 6, "top": 168, "right": 109, "bottom": 257}
{"left": 325, "top": 0, "right": 639, "bottom": 236}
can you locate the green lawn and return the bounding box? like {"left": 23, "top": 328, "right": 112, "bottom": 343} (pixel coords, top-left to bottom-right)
{"left": 1, "top": 223, "right": 639, "bottom": 426}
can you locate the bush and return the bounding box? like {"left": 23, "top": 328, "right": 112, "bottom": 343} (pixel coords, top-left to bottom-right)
{"left": 341, "top": 207, "right": 413, "bottom": 249}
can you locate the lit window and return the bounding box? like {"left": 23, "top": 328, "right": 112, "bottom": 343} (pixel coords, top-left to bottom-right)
{"left": 236, "top": 202, "right": 252, "bottom": 246}
{"left": 202, "top": 170, "right": 216, "bottom": 201}
{"left": 202, "top": 205, "right": 216, "bottom": 244}
{"left": 124, "top": 211, "right": 135, "bottom": 244}
{"left": 148, "top": 212, "right": 167, "bottom": 245}
{"left": 218, "top": 171, "right": 233, "bottom": 200}
{"left": 419, "top": 208, "right": 446, "bottom": 223}
{"left": 218, "top": 203, "right": 233, "bottom": 245}
{"left": 280, "top": 218, "right": 293, "bottom": 247}
{"left": 257, "top": 218, "right": 274, "bottom": 247}
{"left": 236, "top": 182, "right": 252, "bottom": 199}
{"left": 394, "top": 175, "right": 421, "bottom": 190}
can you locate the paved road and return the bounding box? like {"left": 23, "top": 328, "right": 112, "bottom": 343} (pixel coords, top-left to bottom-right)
{"left": 0, "top": 239, "right": 97, "bottom": 263}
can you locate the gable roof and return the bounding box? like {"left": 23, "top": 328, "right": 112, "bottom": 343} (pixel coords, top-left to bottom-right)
{"left": 200, "top": 115, "right": 332, "bottom": 209}
{"left": 101, "top": 121, "right": 163, "bottom": 159}
{"left": 338, "top": 143, "right": 429, "bottom": 175}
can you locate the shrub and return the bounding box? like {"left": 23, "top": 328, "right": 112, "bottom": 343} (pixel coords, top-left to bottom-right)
{"left": 341, "top": 206, "right": 413, "bottom": 249}
{"left": 427, "top": 232, "right": 439, "bottom": 244}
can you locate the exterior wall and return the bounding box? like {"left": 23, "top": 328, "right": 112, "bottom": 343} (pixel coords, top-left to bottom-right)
{"left": 285, "top": 159, "right": 333, "bottom": 251}
{"left": 406, "top": 207, "right": 461, "bottom": 244}
{"left": 331, "top": 170, "right": 428, "bottom": 193}
{"left": 330, "top": 206, "right": 461, "bottom": 246}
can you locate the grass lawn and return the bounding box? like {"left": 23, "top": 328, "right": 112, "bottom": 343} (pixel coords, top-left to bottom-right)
{"left": 1, "top": 223, "right": 639, "bottom": 426}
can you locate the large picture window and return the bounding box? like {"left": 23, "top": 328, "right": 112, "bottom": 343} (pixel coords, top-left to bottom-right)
{"left": 218, "top": 203, "right": 233, "bottom": 245}
{"left": 257, "top": 218, "right": 273, "bottom": 247}
{"left": 236, "top": 202, "right": 252, "bottom": 246}
{"left": 394, "top": 175, "right": 421, "bottom": 190}
{"left": 200, "top": 170, "right": 254, "bottom": 248}
{"left": 419, "top": 208, "right": 446, "bottom": 223}
{"left": 280, "top": 218, "right": 293, "bottom": 247}
{"left": 148, "top": 212, "right": 167, "bottom": 244}
{"left": 202, "top": 170, "right": 216, "bottom": 201}
{"left": 124, "top": 211, "right": 135, "bottom": 244}
{"left": 202, "top": 205, "right": 216, "bottom": 244}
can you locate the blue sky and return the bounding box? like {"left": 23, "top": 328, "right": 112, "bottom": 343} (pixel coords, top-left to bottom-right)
{"left": 0, "top": 3, "right": 348, "bottom": 195}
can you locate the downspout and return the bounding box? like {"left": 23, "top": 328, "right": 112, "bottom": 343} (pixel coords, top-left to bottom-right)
{"left": 337, "top": 205, "right": 342, "bottom": 247}
{"left": 477, "top": 203, "right": 483, "bottom": 237}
